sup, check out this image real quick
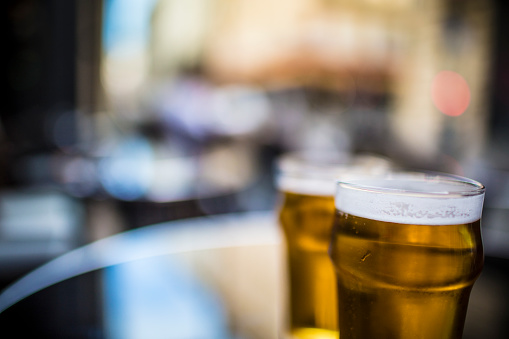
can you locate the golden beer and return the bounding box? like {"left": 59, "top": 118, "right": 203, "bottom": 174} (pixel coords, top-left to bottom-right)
{"left": 276, "top": 153, "right": 391, "bottom": 339}
{"left": 330, "top": 173, "right": 485, "bottom": 339}
{"left": 279, "top": 190, "right": 338, "bottom": 339}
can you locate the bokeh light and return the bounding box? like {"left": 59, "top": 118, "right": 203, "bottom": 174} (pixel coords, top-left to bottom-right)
{"left": 431, "top": 70, "right": 471, "bottom": 117}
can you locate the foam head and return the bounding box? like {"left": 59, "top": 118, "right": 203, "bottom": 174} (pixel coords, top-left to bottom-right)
{"left": 335, "top": 172, "right": 485, "bottom": 225}
{"left": 276, "top": 152, "right": 393, "bottom": 197}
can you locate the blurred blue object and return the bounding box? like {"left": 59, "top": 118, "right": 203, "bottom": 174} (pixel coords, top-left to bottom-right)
{"left": 0, "top": 189, "right": 83, "bottom": 277}
{"left": 98, "top": 135, "right": 154, "bottom": 201}
{"left": 154, "top": 78, "right": 272, "bottom": 140}
{"left": 103, "top": 0, "right": 157, "bottom": 54}
{"left": 103, "top": 257, "right": 233, "bottom": 339}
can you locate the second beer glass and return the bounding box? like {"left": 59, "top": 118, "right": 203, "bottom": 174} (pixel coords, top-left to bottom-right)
{"left": 276, "top": 153, "right": 390, "bottom": 339}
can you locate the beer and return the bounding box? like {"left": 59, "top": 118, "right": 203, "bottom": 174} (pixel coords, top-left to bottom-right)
{"left": 279, "top": 189, "right": 338, "bottom": 339}
{"left": 330, "top": 174, "right": 485, "bottom": 339}
{"left": 276, "top": 152, "right": 391, "bottom": 339}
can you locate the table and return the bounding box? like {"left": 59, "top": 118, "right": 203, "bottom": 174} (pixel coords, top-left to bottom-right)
{"left": 0, "top": 212, "right": 507, "bottom": 338}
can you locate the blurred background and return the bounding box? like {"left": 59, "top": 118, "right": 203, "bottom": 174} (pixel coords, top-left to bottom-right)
{"left": 2, "top": 0, "right": 508, "bottom": 295}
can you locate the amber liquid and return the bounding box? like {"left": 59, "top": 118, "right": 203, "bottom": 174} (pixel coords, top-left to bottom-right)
{"left": 279, "top": 191, "right": 338, "bottom": 339}
{"left": 330, "top": 212, "right": 483, "bottom": 339}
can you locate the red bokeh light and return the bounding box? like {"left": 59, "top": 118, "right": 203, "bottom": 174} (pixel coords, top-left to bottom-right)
{"left": 431, "top": 70, "right": 471, "bottom": 117}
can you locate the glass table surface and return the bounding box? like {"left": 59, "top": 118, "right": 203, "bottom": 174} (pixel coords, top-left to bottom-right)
{"left": 0, "top": 211, "right": 507, "bottom": 339}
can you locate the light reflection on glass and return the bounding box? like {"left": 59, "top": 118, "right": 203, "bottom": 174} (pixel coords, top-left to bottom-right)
{"left": 103, "top": 256, "right": 232, "bottom": 339}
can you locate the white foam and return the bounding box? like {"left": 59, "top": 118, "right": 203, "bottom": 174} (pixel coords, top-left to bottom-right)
{"left": 275, "top": 152, "right": 393, "bottom": 197}
{"left": 335, "top": 177, "right": 485, "bottom": 225}
{"left": 277, "top": 175, "right": 336, "bottom": 196}
{"left": 276, "top": 166, "right": 384, "bottom": 197}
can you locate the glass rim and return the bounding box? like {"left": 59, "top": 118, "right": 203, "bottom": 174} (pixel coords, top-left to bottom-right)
{"left": 336, "top": 171, "right": 485, "bottom": 198}
{"left": 276, "top": 151, "right": 392, "bottom": 177}
{"left": 277, "top": 151, "right": 351, "bottom": 172}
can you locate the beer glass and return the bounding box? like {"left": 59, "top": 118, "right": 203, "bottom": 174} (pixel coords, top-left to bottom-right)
{"left": 330, "top": 172, "right": 485, "bottom": 339}
{"left": 276, "top": 152, "right": 391, "bottom": 339}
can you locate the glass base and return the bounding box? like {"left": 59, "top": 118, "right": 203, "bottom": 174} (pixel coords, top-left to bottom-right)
{"left": 289, "top": 327, "right": 338, "bottom": 339}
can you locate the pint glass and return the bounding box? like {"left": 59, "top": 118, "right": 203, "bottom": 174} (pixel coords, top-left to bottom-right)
{"left": 276, "top": 153, "right": 391, "bottom": 339}
{"left": 330, "top": 172, "right": 485, "bottom": 339}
